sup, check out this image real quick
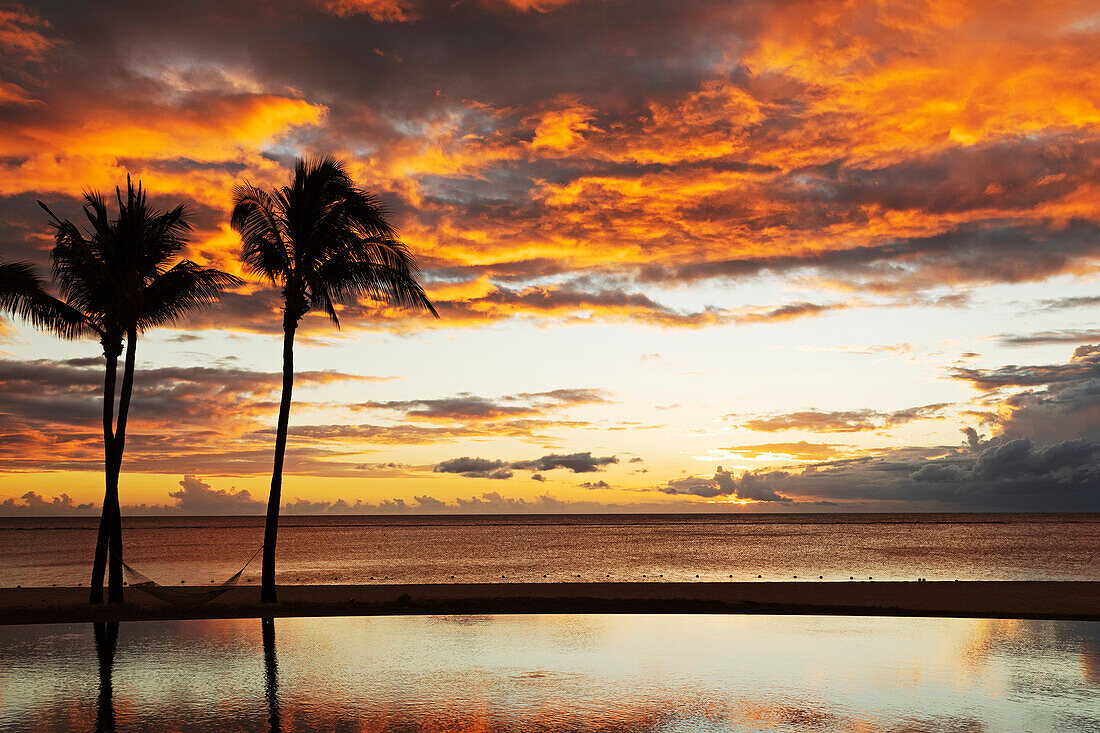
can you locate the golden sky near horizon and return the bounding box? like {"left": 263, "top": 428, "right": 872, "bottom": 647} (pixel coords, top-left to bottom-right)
{"left": 1, "top": 0, "right": 1100, "bottom": 513}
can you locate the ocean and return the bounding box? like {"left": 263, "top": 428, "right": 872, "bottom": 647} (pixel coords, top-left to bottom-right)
{"left": 2, "top": 512, "right": 1098, "bottom": 588}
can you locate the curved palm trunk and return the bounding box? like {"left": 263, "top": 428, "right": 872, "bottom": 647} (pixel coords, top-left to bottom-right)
{"left": 89, "top": 349, "right": 119, "bottom": 604}
{"left": 104, "top": 329, "right": 137, "bottom": 603}
{"left": 262, "top": 323, "right": 296, "bottom": 603}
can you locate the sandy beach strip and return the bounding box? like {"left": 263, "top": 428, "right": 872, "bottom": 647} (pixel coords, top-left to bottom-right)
{"left": 1, "top": 581, "right": 1097, "bottom": 625}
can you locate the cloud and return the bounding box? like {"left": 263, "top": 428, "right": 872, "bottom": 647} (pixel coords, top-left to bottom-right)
{"left": 433, "top": 457, "right": 514, "bottom": 479}
{"left": 1036, "top": 296, "right": 1100, "bottom": 311}
{"left": 361, "top": 387, "right": 608, "bottom": 421}
{"left": 659, "top": 466, "right": 792, "bottom": 503}
{"left": 0, "top": 358, "right": 403, "bottom": 476}
{"left": 735, "top": 404, "right": 950, "bottom": 433}
{"left": 167, "top": 475, "right": 265, "bottom": 514}
{"left": 317, "top": 0, "right": 417, "bottom": 22}
{"left": 648, "top": 346, "right": 1100, "bottom": 511}
{"left": 996, "top": 330, "right": 1100, "bottom": 347}
{"left": 2, "top": 0, "right": 1095, "bottom": 336}
{"left": 949, "top": 345, "right": 1100, "bottom": 390}
{"left": 434, "top": 451, "right": 618, "bottom": 478}
{"left": 0, "top": 7, "right": 54, "bottom": 60}
{"left": 0, "top": 491, "right": 96, "bottom": 516}
{"left": 723, "top": 442, "right": 846, "bottom": 461}
{"left": 283, "top": 419, "right": 589, "bottom": 445}
{"left": 509, "top": 451, "right": 618, "bottom": 473}
{"left": 578, "top": 480, "right": 611, "bottom": 490}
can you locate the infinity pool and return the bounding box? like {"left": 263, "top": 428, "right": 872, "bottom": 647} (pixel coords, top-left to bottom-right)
{"left": 1, "top": 614, "right": 1097, "bottom": 731}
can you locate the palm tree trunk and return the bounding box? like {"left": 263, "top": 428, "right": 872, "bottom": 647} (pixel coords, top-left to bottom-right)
{"left": 105, "top": 329, "right": 137, "bottom": 603}
{"left": 262, "top": 322, "right": 296, "bottom": 603}
{"left": 90, "top": 348, "right": 119, "bottom": 604}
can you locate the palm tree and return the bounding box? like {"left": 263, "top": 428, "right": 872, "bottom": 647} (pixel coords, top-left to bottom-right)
{"left": 30, "top": 179, "right": 241, "bottom": 603}
{"left": 0, "top": 260, "right": 45, "bottom": 313}
{"left": 231, "top": 156, "right": 437, "bottom": 602}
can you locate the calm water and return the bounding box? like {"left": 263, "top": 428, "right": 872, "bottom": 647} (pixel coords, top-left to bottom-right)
{"left": 1, "top": 513, "right": 1098, "bottom": 588}
{"left": 0, "top": 614, "right": 1096, "bottom": 732}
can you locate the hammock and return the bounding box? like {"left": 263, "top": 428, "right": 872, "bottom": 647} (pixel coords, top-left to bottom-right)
{"left": 115, "top": 546, "right": 263, "bottom": 606}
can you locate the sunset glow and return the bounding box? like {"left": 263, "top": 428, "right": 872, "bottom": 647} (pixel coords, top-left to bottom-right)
{"left": 2, "top": 0, "right": 1099, "bottom": 513}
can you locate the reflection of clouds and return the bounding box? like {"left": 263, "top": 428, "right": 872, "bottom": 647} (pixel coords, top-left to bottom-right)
{"left": 2, "top": 615, "right": 1098, "bottom": 731}
{"left": 958, "top": 617, "right": 1100, "bottom": 705}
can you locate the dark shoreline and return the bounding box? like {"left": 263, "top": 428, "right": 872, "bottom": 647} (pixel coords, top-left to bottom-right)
{"left": 1, "top": 581, "right": 1097, "bottom": 625}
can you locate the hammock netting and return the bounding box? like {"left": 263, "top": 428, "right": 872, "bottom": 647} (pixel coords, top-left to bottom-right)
{"left": 115, "top": 546, "right": 262, "bottom": 606}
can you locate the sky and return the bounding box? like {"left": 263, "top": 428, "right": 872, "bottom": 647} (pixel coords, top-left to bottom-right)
{"left": 1, "top": 0, "right": 1099, "bottom": 514}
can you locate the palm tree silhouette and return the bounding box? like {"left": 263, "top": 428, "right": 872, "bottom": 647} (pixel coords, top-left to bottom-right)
{"left": 0, "top": 260, "right": 45, "bottom": 313}
{"left": 33, "top": 179, "right": 240, "bottom": 603}
{"left": 0, "top": 260, "right": 88, "bottom": 335}
{"left": 231, "top": 156, "right": 436, "bottom": 602}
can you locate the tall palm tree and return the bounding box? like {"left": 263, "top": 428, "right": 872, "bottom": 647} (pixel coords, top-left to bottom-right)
{"left": 30, "top": 179, "right": 241, "bottom": 603}
{"left": 231, "top": 156, "right": 436, "bottom": 602}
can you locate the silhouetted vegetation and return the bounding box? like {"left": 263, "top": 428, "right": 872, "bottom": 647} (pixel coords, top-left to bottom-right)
{"left": 4, "top": 181, "right": 240, "bottom": 603}
{"left": 231, "top": 156, "right": 436, "bottom": 603}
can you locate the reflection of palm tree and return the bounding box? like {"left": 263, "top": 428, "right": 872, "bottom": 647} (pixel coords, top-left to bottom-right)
{"left": 231, "top": 157, "right": 436, "bottom": 603}
{"left": 93, "top": 621, "right": 119, "bottom": 733}
{"left": 31, "top": 180, "right": 241, "bottom": 603}
{"left": 262, "top": 618, "right": 281, "bottom": 733}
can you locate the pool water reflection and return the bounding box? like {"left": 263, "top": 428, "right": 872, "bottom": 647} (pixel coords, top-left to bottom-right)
{"left": 0, "top": 614, "right": 1097, "bottom": 732}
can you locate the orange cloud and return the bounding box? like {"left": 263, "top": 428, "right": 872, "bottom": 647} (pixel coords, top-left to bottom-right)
{"left": 318, "top": 0, "right": 417, "bottom": 22}
{"left": 486, "top": 0, "right": 583, "bottom": 11}
{"left": 0, "top": 7, "right": 53, "bottom": 59}
{"left": 2, "top": 0, "right": 1099, "bottom": 337}
{"left": 0, "top": 95, "right": 325, "bottom": 205}
{"left": 527, "top": 99, "right": 595, "bottom": 153}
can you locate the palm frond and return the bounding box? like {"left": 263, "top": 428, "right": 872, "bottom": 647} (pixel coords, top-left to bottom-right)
{"left": 230, "top": 155, "right": 437, "bottom": 329}
{"left": 231, "top": 184, "right": 292, "bottom": 283}
{"left": 0, "top": 260, "right": 44, "bottom": 311}
{"left": 0, "top": 259, "right": 99, "bottom": 339}
{"left": 139, "top": 261, "right": 244, "bottom": 330}
{"left": 38, "top": 176, "right": 237, "bottom": 341}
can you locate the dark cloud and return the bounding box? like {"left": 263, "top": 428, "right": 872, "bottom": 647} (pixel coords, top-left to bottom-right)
{"left": 638, "top": 221, "right": 1100, "bottom": 294}
{"left": 949, "top": 346, "right": 1100, "bottom": 390}
{"left": 510, "top": 451, "right": 618, "bottom": 473}
{"left": 735, "top": 403, "right": 949, "bottom": 433}
{"left": 996, "top": 330, "right": 1100, "bottom": 347}
{"left": 435, "top": 451, "right": 618, "bottom": 478}
{"left": 1036, "top": 295, "right": 1100, "bottom": 311}
{"left": 434, "top": 457, "right": 514, "bottom": 479}
{"left": 659, "top": 466, "right": 792, "bottom": 502}
{"left": 578, "top": 480, "right": 611, "bottom": 490}
{"left": 654, "top": 347, "right": 1100, "bottom": 511}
